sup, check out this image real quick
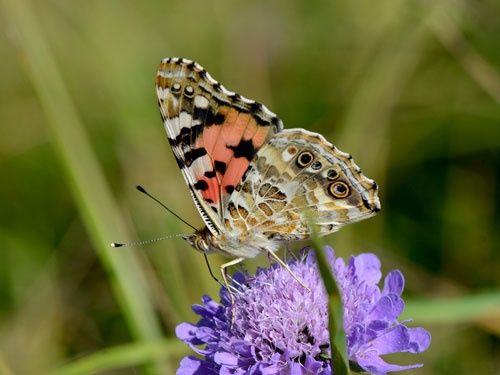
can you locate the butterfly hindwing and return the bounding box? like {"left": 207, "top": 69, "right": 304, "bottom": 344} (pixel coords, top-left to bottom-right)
{"left": 156, "top": 57, "right": 283, "bottom": 234}
{"left": 224, "top": 129, "right": 381, "bottom": 241}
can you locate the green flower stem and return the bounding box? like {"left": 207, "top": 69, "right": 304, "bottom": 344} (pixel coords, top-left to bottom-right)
{"left": 312, "top": 236, "right": 350, "bottom": 375}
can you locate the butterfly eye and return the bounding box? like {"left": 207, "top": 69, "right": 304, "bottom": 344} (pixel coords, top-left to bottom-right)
{"left": 329, "top": 181, "right": 350, "bottom": 198}
{"left": 296, "top": 151, "right": 313, "bottom": 168}
{"left": 196, "top": 237, "right": 209, "bottom": 252}
{"left": 171, "top": 83, "right": 182, "bottom": 93}
{"left": 184, "top": 85, "right": 195, "bottom": 97}
{"left": 311, "top": 161, "right": 322, "bottom": 170}
{"left": 326, "top": 169, "right": 339, "bottom": 180}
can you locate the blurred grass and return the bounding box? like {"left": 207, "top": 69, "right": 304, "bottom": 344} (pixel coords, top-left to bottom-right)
{"left": 0, "top": 0, "right": 499, "bottom": 373}
{"left": 51, "top": 339, "right": 187, "bottom": 375}
{"left": 0, "top": 0, "right": 166, "bottom": 372}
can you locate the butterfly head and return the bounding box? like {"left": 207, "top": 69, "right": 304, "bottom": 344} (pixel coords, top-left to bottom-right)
{"left": 182, "top": 227, "right": 215, "bottom": 253}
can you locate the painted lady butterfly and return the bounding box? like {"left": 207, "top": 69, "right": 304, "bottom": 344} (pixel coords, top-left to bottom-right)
{"left": 156, "top": 57, "right": 380, "bottom": 282}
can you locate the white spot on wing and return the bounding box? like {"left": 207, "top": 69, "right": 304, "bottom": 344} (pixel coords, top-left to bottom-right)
{"left": 187, "top": 155, "right": 213, "bottom": 182}
{"left": 156, "top": 87, "right": 170, "bottom": 99}
{"left": 164, "top": 117, "right": 179, "bottom": 137}
{"left": 240, "top": 97, "right": 254, "bottom": 104}
{"left": 220, "top": 86, "right": 235, "bottom": 96}
{"left": 178, "top": 112, "right": 193, "bottom": 133}
{"left": 157, "top": 70, "right": 174, "bottom": 78}
{"left": 282, "top": 148, "right": 295, "bottom": 162}
{"left": 194, "top": 95, "right": 209, "bottom": 108}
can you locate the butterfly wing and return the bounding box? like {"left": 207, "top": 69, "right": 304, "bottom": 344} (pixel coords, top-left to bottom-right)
{"left": 225, "top": 129, "right": 381, "bottom": 241}
{"left": 156, "top": 57, "right": 283, "bottom": 235}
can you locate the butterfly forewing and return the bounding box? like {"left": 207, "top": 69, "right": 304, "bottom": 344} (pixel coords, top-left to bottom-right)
{"left": 156, "top": 57, "right": 283, "bottom": 234}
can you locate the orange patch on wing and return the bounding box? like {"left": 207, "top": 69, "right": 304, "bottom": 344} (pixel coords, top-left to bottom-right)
{"left": 211, "top": 108, "right": 250, "bottom": 160}
{"left": 194, "top": 107, "right": 273, "bottom": 200}
{"left": 222, "top": 158, "right": 251, "bottom": 190}
{"left": 220, "top": 120, "right": 270, "bottom": 190}
{"left": 199, "top": 176, "right": 221, "bottom": 204}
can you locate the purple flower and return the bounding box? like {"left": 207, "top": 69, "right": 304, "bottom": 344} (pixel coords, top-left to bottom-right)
{"left": 176, "top": 248, "right": 431, "bottom": 375}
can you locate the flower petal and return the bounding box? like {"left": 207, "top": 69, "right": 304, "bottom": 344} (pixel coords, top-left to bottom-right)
{"left": 176, "top": 323, "right": 204, "bottom": 345}
{"left": 408, "top": 327, "right": 432, "bottom": 353}
{"left": 177, "top": 356, "right": 214, "bottom": 375}
{"left": 368, "top": 294, "right": 404, "bottom": 322}
{"left": 383, "top": 270, "right": 405, "bottom": 296}
{"left": 356, "top": 349, "right": 423, "bottom": 375}
{"left": 365, "top": 324, "right": 410, "bottom": 355}
{"left": 214, "top": 351, "right": 239, "bottom": 366}
{"left": 353, "top": 253, "right": 382, "bottom": 285}
{"left": 290, "top": 362, "right": 306, "bottom": 375}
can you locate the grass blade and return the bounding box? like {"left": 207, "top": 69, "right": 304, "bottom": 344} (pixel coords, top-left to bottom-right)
{"left": 311, "top": 236, "right": 350, "bottom": 375}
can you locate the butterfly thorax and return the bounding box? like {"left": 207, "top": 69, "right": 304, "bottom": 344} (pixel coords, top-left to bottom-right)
{"left": 183, "top": 227, "right": 279, "bottom": 258}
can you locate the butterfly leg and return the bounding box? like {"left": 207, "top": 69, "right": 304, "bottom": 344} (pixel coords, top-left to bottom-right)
{"left": 266, "top": 249, "right": 311, "bottom": 292}
{"left": 220, "top": 257, "right": 245, "bottom": 326}
{"left": 282, "top": 243, "right": 299, "bottom": 263}
{"left": 220, "top": 257, "right": 245, "bottom": 303}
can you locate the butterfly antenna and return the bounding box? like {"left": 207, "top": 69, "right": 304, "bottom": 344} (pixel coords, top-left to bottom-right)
{"left": 136, "top": 185, "right": 197, "bottom": 231}
{"left": 111, "top": 233, "right": 185, "bottom": 248}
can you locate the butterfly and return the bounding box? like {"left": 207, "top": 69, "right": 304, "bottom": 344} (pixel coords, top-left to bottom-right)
{"left": 155, "top": 57, "right": 380, "bottom": 286}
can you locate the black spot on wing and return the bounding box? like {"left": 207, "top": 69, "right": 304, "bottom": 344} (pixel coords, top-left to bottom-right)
{"left": 174, "top": 155, "right": 185, "bottom": 169}
{"left": 253, "top": 114, "right": 271, "bottom": 126}
{"left": 241, "top": 165, "right": 252, "bottom": 181}
{"left": 247, "top": 102, "right": 269, "bottom": 126}
{"left": 184, "top": 147, "right": 207, "bottom": 166}
{"left": 204, "top": 170, "right": 216, "bottom": 178}
{"left": 271, "top": 116, "right": 281, "bottom": 127}
{"left": 194, "top": 180, "right": 209, "bottom": 191}
{"left": 228, "top": 139, "right": 256, "bottom": 161}
{"left": 173, "top": 123, "right": 204, "bottom": 147}
{"left": 214, "top": 160, "right": 227, "bottom": 174}
{"left": 362, "top": 198, "right": 372, "bottom": 210}
{"left": 225, "top": 185, "right": 235, "bottom": 194}
{"left": 249, "top": 102, "right": 261, "bottom": 112}
{"left": 362, "top": 198, "right": 381, "bottom": 213}
{"left": 193, "top": 107, "right": 225, "bottom": 126}
{"left": 213, "top": 82, "right": 222, "bottom": 92}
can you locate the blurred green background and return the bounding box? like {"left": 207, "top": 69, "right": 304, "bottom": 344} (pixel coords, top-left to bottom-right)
{"left": 1, "top": 0, "right": 499, "bottom": 374}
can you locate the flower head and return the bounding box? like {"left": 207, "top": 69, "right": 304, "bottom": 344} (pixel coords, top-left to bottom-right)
{"left": 176, "top": 248, "right": 431, "bottom": 374}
